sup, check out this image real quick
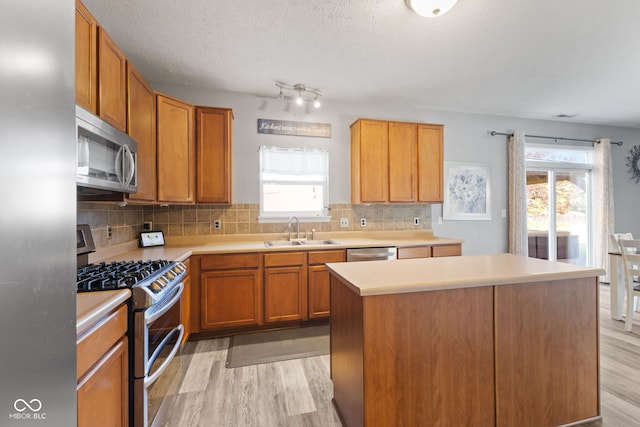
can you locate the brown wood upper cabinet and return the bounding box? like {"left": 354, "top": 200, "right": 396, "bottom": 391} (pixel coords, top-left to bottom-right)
{"left": 97, "top": 28, "right": 127, "bottom": 132}
{"left": 75, "top": 0, "right": 127, "bottom": 131}
{"left": 156, "top": 93, "right": 195, "bottom": 203}
{"left": 196, "top": 107, "right": 233, "bottom": 203}
{"left": 351, "top": 119, "right": 443, "bottom": 204}
{"left": 388, "top": 122, "right": 418, "bottom": 202}
{"left": 75, "top": 0, "right": 98, "bottom": 113}
{"left": 127, "top": 63, "right": 156, "bottom": 202}
{"left": 417, "top": 124, "right": 444, "bottom": 202}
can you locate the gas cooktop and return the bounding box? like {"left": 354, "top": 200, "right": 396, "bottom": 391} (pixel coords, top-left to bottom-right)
{"left": 77, "top": 259, "right": 186, "bottom": 309}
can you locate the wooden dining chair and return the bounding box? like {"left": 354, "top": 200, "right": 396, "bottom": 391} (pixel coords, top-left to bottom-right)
{"left": 617, "top": 238, "right": 640, "bottom": 332}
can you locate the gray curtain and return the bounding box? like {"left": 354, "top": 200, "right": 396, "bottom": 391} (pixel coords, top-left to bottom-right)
{"left": 508, "top": 131, "right": 528, "bottom": 255}
{"left": 594, "top": 138, "right": 615, "bottom": 279}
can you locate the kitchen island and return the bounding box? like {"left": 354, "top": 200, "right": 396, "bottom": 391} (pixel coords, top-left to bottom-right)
{"left": 326, "top": 254, "right": 603, "bottom": 427}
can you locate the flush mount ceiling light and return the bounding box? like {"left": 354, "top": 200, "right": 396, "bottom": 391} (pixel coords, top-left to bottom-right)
{"left": 405, "top": 0, "right": 458, "bottom": 17}
{"left": 275, "top": 82, "right": 322, "bottom": 109}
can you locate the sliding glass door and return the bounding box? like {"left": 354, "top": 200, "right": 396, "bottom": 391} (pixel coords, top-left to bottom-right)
{"left": 526, "top": 146, "right": 592, "bottom": 266}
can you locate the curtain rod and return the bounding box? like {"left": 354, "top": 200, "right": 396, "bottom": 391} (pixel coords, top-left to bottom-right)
{"left": 489, "top": 131, "right": 623, "bottom": 146}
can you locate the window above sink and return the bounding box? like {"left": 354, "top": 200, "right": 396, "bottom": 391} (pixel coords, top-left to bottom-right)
{"left": 258, "top": 146, "right": 331, "bottom": 223}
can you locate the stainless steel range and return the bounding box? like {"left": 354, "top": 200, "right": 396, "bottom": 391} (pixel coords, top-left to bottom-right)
{"left": 76, "top": 225, "right": 187, "bottom": 427}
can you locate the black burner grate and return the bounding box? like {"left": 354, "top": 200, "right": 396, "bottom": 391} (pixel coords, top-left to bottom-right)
{"left": 77, "top": 260, "right": 171, "bottom": 292}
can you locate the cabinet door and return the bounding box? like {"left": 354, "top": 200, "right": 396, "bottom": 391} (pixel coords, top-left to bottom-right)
{"left": 388, "top": 122, "right": 417, "bottom": 202}
{"left": 156, "top": 94, "right": 195, "bottom": 203}
{"left": 77, "top": 337, "right": 128, "bottom": 427}
{"left": 75, "top": 0, "right": 97, "bottom": 113}
{"left": 201, "top": 269, "right": 261, "bottom": 329}
{"left": 352, "top": 119, "right": 389, "bottom": 203}
{"left": 417, "top": 124, "right": 444, "bottom": 202}
{"left": 397, "top": 246, "right": 432, "bottom": 259}
{"left": 127, "top": 63, "right": 156, "bottom": 202}
{"left": 97, "top": 28, "right": 127, "bottom": 131}
{"left": 264, "top": 266, "right": 307, "bottom": 323}
{"left": 196, "top": 107, "right": 233, "bottom": 203}
{"left": 432, "top": 244, "right": 461, "bottom": 257}
{"left": 308, "top": 265, "right": 331, "bottom": 318}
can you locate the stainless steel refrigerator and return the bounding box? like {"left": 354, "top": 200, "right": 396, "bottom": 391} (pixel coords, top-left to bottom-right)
{"left": 0, "top": 0, "right": 77, "bottom": 425}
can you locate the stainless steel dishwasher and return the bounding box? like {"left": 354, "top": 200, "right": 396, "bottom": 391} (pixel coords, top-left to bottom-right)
{"left": 346, "top": 247, "right": 397, "bottom": 262}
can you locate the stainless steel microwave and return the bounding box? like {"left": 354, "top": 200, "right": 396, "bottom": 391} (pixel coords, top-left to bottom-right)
{"left": 76, "top": 105, "right": 138, "bottom": 194}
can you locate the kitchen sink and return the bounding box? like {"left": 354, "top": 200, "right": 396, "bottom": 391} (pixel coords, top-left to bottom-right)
{"left": 301, "top": 240, "right": 340, "bottom": 245}
{"left": 264, "top": 239, "right": 340, "bottom": 247}
{"left": 264, "top": 241, "right": 303, "bottom": 247}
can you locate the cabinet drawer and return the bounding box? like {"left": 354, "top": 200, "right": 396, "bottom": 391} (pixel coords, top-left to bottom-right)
{"left": 201, "top": 253, "right": 260, "bottom": 270}
{"left": 397, "top": 246, "right": 432, "bottom": 259}
{"left": 433, "top": 244, "right": 461, "bottom": 257}
{"left": 264, "top": 252, "right": 305, "bottom": 267}
{"left": 77, "top": 304, "right": 127, "bottom": 380}
{"left": 308, "top": 250, "right": 346, "bottom": 265}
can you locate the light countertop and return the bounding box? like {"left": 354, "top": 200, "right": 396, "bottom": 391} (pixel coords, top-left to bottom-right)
{"left": 77, "top": 231, "right": 462, "bottom": 332}
{"left": 88, "top": 230, "right": 463, "bottom": 264}
{"left": 77, "top": 289, "right": 131, "bottom": 336}
{"left": 326, "top": 253, "right": 605, "bottom": 296}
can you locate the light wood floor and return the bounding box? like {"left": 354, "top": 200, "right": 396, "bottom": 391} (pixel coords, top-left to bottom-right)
{"left": 164, "top": 284, "right": 640, "bottom": 427}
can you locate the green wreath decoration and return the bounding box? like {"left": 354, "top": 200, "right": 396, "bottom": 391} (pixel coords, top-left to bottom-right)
{"left": 626, "top": 145, "right": 640, "bottom": 183}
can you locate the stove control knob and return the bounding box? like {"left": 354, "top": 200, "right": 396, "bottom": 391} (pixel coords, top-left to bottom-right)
{"left": 166, "top": 271, "right": 176, "bottom": 280}
{"left": 149, "top": 281, "right": 163, "bottom": 293}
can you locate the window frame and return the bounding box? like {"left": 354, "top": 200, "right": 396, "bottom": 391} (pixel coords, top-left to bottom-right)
{"left": 258, "top": 145, "right": 331, "bottom": 223}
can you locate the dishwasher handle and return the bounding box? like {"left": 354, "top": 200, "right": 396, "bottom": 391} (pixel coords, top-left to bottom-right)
{"left": 346, "top": 247, "right": 397, "bottom": 262}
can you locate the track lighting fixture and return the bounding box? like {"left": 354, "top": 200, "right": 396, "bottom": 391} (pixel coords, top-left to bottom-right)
{"left": 274, "top": 82, "right": 322, "bottom": 109}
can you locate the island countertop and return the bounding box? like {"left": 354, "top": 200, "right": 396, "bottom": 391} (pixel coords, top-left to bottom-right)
{"left": 326, "top": 253, "right": 604, "bottom": 296}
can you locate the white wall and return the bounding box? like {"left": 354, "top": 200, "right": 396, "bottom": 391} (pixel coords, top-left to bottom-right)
{"left": 153, "top": 83, "right": 640, "bottom": 255}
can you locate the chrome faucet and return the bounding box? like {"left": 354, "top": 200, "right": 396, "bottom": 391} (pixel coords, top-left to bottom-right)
{"left": 287, "top": 216, "right": 304, "bottom": 241}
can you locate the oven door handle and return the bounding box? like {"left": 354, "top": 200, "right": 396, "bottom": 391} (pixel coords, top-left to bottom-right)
{"left": 144, "top": 324, "right": 184, "bottom": 387}
{"left": 145, "top": 282, "right": 184, "bottom": 326}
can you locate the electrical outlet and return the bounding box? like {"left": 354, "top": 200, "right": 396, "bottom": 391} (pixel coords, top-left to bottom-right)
{"left": 143, "top": 221, "right": 153, "bottom": 231}
{"left": 437, "top": 216, "right": 443, "bottom": 225}
{"left": 339, "top": 218, "right": 349, "bottom": 228}
{"left": 414, "top": 217, "right": 420, "bottom": 226}
{"left": 107, "top": 225, "right": 112, "bottom": 240}
{"left": 360, "top": 218, "right": 367, "bottom": 227}
{"left": 213, "top": 220, "right": 221, "bottom": 230}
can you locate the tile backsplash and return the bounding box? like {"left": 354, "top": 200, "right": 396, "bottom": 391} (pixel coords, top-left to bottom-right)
{"left": 77, "top": 202, "right": 433, "bottom": 248}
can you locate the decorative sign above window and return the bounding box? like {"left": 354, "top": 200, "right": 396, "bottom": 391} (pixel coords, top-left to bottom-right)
{"left": 258, "top": 119, "right": 331, "bottom": 138}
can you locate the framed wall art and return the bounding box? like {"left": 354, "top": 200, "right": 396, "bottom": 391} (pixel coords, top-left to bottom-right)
{"left": 443, "top": 161, "right": 491, "bottom": 220}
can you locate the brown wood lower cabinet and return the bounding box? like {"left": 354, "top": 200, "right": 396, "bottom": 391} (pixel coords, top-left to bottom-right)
{"left": 264, "top": 252, "right": 307, "bottom": 323}
{"left": 308, "top": 250, "right": 346, "bottom": 318}
{"left": 397, "top": 243, "right": 461, "bottom": 259}
{"left": 77, "top": 303, "right": 128, "bottom": 427}
{"left": 200, "top": 253, "right": 261, "bottom": 330}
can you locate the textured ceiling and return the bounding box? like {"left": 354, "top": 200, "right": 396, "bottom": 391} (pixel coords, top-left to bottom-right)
{"left": 82, "top": 0, "right": 640, "bottom": 128}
